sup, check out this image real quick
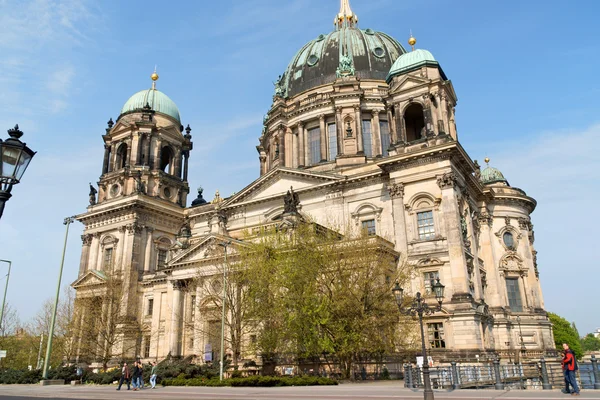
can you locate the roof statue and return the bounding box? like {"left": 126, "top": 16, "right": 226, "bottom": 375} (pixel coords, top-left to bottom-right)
{"left": 336, "top": 54, "right": 355, "bottom": 78}
{"left": 283, "top": 186, "right": 300, "bottom": 214}
{"left": 88, "top": 183, "right": 97, "bottom": 206}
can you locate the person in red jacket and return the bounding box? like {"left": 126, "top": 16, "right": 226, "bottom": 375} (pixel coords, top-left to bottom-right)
{"left": 561, "top": 343, "right": 580, "bottom": 396}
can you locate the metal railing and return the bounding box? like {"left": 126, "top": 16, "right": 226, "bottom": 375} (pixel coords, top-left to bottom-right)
{"left": 403, "top": 355, "right": 600, "bottom": 390}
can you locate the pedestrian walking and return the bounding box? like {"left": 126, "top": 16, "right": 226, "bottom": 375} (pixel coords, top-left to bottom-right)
{"left": 131, "top": 361, "right": 142, "bottom": 391}
{"left": 149, "top": 361, "right": 158, "bottom": 389}
{"left": 116, "top": 362, "right": 130, "bottom": 391}
{"left": 561, "top": 343, "right": 580, "bottom": 396}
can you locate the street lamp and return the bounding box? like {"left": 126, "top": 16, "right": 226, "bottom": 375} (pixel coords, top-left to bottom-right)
{"left": 0, "top": 125, "right": 36, "bottom": 220}
{"left": 42, "top": 217, "right": 76, "bottom": 379}
{"left": 392, "top": 279, "right": 445, "bottom": 400}
{"left": 0, "top": 260, "right": 11, "bottom": 334}
{"left": 217, "top": 240, "right": 232, "bottom": 381}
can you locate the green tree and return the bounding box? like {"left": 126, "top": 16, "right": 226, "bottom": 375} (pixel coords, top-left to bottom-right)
{"left": 581, "top": 333, "right": 600, "bottom": 352}
{"left": 240, "top": 221, "right": 415, "bottom": 379}
{"left": 547, "top": 312, "right": 583, "bottom": 359}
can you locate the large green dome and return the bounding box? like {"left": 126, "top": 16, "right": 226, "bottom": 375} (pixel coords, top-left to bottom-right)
{"left": 279, "top": 27, "right": 406, "bottom": 98}
{"left": 387, "top": 49, "right": 442, "bottom": 82}
{"left": 120, "top": 89, "right": 181, "bottom": 122}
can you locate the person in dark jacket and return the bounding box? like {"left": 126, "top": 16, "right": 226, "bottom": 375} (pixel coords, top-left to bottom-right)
{"left": 116, "top": 362, "right": 130, "bottom": 391}
{"left": 131, "top": 361, "right": 142, "bottom": 391}
{"left": 561, "top": 343, "right": 580, "bottom": 396}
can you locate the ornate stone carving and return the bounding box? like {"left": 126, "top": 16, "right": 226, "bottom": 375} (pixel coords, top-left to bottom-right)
{"left": 283, "top": 186, "right": 300, "bottom": 214}
{"left": 81, "top": 234, "right": 93, "bottom": 246}
{"left": 436, "top": 172, "right": 456, "bottom": 189}
{"left": 126, "top": 222, "right": 143, "bottom": 235}
{"left": 478, "top": 211, "right": 493, "bottom": 227}
{"left": 336, "top": 54, "right": 355, "bottom": 78}
{"left": 532, "top": 250, "right": 539, "bottom": 278}
{"left": 504, "top": 216, "right": 511, "bottom": 226}
{"left": 171, "top": 280, "right": 185, "bottom": 290}
{"left": 387, "top": 183, "right": 404, "bottom": 199}
{"left": 89, "top": 183, "right": 97, "bottom": 205}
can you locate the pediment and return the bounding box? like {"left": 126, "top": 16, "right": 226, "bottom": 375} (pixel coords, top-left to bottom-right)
{"left": 71, "top": 270, "right": 108, "bottom": 289}
{"left": 169, "top": 234, "right": 245, "bottom": 267}
{"left": 390, "top": 74, "right": 431, "bottom": 93}
{"left": 224, "top": 167, "right": 343, "bottom": 206}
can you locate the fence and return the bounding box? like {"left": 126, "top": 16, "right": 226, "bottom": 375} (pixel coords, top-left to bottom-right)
{"left": 403, "top": 355, "right": 600, "bottom": 390}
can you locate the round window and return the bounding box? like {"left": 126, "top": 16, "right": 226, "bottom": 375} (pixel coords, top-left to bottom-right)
{"left": 373, "top": 47, "right": 385, "bottom": 58}
{"left": 163, "top": 187, "right": 172, "bottom": 199}
{"left": 365, "top": 28, "right": 375, "bottom": 35}
{"left": 307, "top": 54, "right": 319, "bottom": 66}
{"left": 503, "top": 232, "right": 515, "bottom": 249}
{"left": 316, "top": 34, "right": 325, "bottom": 42}
{"left": 110, "top": 184, "right": 120, "bottom": 198}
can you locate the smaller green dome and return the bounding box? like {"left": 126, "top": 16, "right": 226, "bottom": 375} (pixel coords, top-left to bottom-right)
{"left": 386, "top": 49, "right": 440, "bottom": 82}
{"left": 120, "top": 89, "right": 180, "bottom": 122}
{"left": 480, "top": 166, "right": 508, "bottom": 185}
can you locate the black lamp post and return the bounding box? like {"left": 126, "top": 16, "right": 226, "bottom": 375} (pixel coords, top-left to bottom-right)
{"left": 0, "top": 125, "right": 36, "bottom": 220}
{"left": 393, "top": 279, "right": 445, "bottom": 400}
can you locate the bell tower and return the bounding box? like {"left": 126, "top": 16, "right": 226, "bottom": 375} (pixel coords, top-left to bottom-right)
{"left": 97, "top": 71, "right": 192, "bottom": 207}
{"left": 74, "top": 72, "right": 193, "bottom": 364}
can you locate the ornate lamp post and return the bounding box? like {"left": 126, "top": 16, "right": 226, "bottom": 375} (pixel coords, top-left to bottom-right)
{"left": 392, "top": 279, "right": 445, "bottom": 400}
{"left": 0, "top": 125, "right": 36, "bottom": 220}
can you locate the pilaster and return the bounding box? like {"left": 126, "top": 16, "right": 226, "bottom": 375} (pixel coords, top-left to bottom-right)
{"left": 387, "top": 182, "right": 408, "bottom": 254}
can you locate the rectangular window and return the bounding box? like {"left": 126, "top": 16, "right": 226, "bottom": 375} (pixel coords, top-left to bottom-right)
{"left": 417, "top": 211, "right": 435, "bottom": 240}
{"left": 327, "top": 123, "right": 337, "bottom": 161}
{"left": 308, "top": 127, "right": 321, "bottom": 165}
{"left": 361, "top": 219, "right": 376, "bottom": 236}
{"left": 428, "top": 323, "right": 446, "bottom": 348}
{"left": 157, "top": 249, "right": 167, "bottom": 270}
{"left": 147, "top": 298, "right": 154, "bottom": 316}
{"left": 380, "top": 120, "right": 391, "bottom": 156}
{"left": 362, "top": 120, "right": 373, "bottom": 157}
{"left": 103, "top": 248, "right": 113, "bottom": 270}
{"left": 143, "top": 335, "right": 151, "bottom": 358}
{"left": 423, "top": 271, "right": 440, "bottom": 294}
{"left": 505, "top": 278, "right": 523, "bottom": 312}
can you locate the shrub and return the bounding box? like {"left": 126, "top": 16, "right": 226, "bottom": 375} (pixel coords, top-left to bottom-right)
{"left": 162, "top": 375, "right": 338, "bottom": 387}
{"left": 0, "top": 368, "right": 42, "bottom": 384}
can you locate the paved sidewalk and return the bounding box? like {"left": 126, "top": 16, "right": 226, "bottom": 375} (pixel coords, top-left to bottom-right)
{"left": 0, "top": 382, "right": 598, "bottom": 400}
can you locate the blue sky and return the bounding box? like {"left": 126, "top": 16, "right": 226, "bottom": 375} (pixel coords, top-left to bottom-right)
{"left": 0, "top": 0, "right": 599, "bottom": 336}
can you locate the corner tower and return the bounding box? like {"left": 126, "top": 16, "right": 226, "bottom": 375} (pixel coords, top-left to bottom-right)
{"left": 72, "top": 72, "right": 193, "bottom": 364}
{"left": 97, "top": 72, "right": 192, "bottom": 206}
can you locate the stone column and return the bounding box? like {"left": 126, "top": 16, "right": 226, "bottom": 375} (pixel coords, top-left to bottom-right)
{"left": 439, "top": 93, "right": 448, "bottom": 135}
{"left": 79, "top": 234, "right": 92, "bottom": 276}
{"left": 125, "top": 139, "right": 132, "bottom": 167}
{"left": 355, "top": 106, "right": 363, "bottom": 153}
{"left": 297, "top": 122, "right": 305, "bottom": 167}
{"left": 131, "top": 133, "right": 140, "bottom": 165}
{"left": 170, "top": 280, "right": 184, "bottom": 356}
{"left": 335, "top": 107, "right": 344, "bottom": 155}
{"left": 319, "top": 115, "right": 326, "bottom": 162}
{"left": 396, "top": 104, "right": 406, "bottom": 143}
{"left": 193, "top": 285, "right": 202, "bottom": 355}
{"left": 449, "top": 107, "right": 457, "bottom": 139}
{"left": 372, "top": 110, "right": 381, "bottom": 157}
{"left": 152, "top": 137, "right": 162, "bottom": 170}
{"left": 437, "top": 172, "right": 470, "bottom": 296}
{"left": 304, "top": 124, "right": 310, "bottom": 166}
{"left": 284, "top": 127, "right": 293, "bottom": 167}
{"left": 259, "top": 154, "right": 267, "bottom": 175}
{"left": 91, "top": 233, "right": 101, "bottom": 270}
{"left": 387, "top": 183, "right": 408, "bottom": 254}
{"left": 386, "top": 106, "right": 396, "bottom": 144}
{"left": 292, "top": 127, "right": 299, "bottom": 168}
{"left": 174, "top": 149, "right": 182, "bottom": 178}
{"left": 145, "top": 134, "right": 152, "bottom": 167}
{"left": 183, "top": 152, "right": 189, "bottom": 181}
{"left": 102, "top": 145, "right": 110, "bottom": 174}
{"left": 144, "top": 227, "right": 154, "bottom": 272}
{"left": 109, "top": 143, "right": 117, "bottom": 172}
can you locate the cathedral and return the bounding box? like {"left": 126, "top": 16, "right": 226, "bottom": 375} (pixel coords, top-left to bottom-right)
{"left": 72, "top": 0, "right": 554, "bottom": 367}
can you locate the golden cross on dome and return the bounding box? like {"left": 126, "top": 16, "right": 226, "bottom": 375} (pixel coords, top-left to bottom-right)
{"left": 335, "top": 0, "right": 358, "bottom": 29}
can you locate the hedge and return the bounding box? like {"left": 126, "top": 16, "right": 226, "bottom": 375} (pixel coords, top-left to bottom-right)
{"left": 162, "top": 375, "right": 338, "bottom": 387}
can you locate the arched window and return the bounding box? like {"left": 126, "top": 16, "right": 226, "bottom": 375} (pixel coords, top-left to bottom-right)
{"left": 116, "top": 143, "right": 128, "bottom": 170}
{"left": 404, "top": 103, "right": 425, "bottom": 142}
{"left": 160, "top": 146, "right": 174, "bottom": 174}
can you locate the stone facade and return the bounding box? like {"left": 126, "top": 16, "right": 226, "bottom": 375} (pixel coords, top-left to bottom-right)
{"left": 72, "top": 1, "right": 554, "bottom": 366}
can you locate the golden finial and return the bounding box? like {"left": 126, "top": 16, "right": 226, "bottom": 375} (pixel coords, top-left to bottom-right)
{"left": 408, "top": 30, "right": 416, "bottom": 51}
{"left": 484, "top": 157, "right": 490, "bottom": 165}
{"left": 151, "top": 66, "right": 159, "bottom": 89}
